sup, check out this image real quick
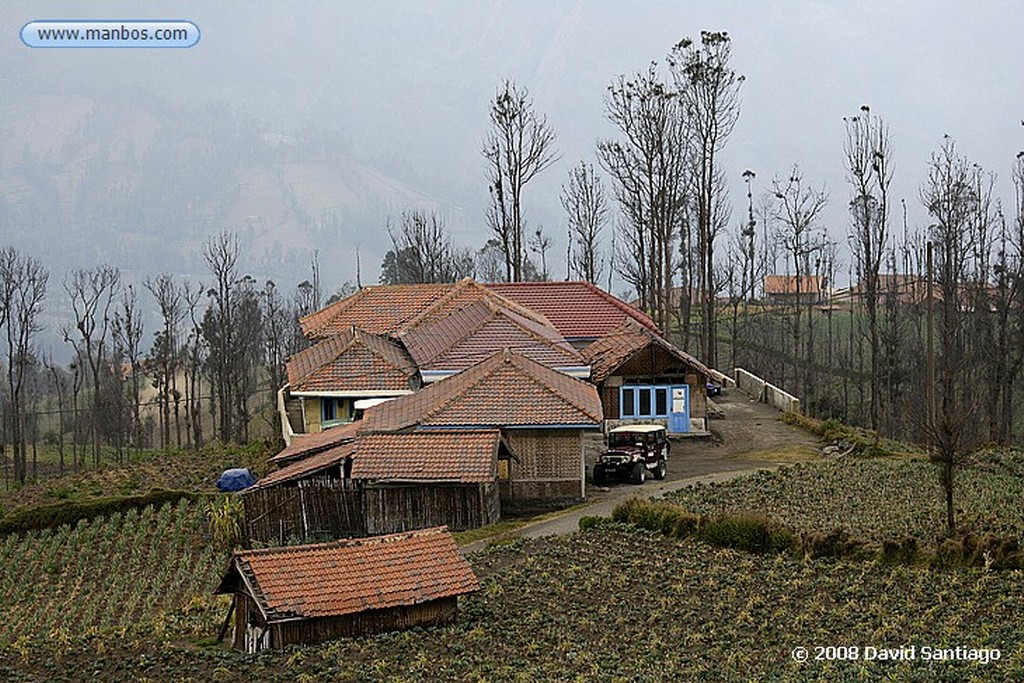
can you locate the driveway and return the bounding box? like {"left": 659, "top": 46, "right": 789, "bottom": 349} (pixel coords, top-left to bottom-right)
{"left": 462, "top": 390, "right": 819, "bottom": 553}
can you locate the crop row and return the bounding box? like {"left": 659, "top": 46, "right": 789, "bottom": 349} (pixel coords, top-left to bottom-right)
{"left": 666, "top": 450, "right": 1024, "bottom": 543}
{"left": 0, "top": 499, "right": 224, "bottom": 645}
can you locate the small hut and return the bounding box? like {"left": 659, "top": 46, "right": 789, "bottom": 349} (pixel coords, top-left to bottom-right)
{"left": 215, "top": 526, "right": 479, "bottom": 652}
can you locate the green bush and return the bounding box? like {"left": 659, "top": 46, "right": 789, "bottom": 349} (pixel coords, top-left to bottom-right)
{"left": 0, "top": 489, "right": 202, "bottom": 536}
{"left": 698, "top": 514, "right": 794, "bottom": 554}
{"left": 881, "top": 536, "right": 920, "bottom": 564}
{"left": 578, "top": 515, "right": 607, "bottom": 531}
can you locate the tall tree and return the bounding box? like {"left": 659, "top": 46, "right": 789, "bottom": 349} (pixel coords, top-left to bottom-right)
{"left": 0, "top": 248, "right": 48, "bottom": 483}
{"left": 771, "top": 166, "right": 828, "bottom": 397}
{"left": 669, "top": 31, "right": 743, "bottom": 368}
{"left": 598, "top": 65, "right": 689, "bottom": 331}
{"left": 919, "top": 137, "right": 985, "bottom": 533}
{"left": 483, "top": 80, "right": 559, "bottom": 282}
{"left": 145, "top": 274, "right": 184, "bottom": 449}
{"left": 202, "top": 232, "right": 241, "bottom": 443}
{"left": 112, "top": 284, "right": 144, "bottom": 457}
{"left": 561, "top": 161, "right": 608, "bottom": 284}
{"left": 381, "top": 210, "right": 473, "bottom": 284}
{"left": 64, "top": 265, "right": 120, "bottom": 467}
{"left": 844, "top": 105, "right": 893, "bottom": 432}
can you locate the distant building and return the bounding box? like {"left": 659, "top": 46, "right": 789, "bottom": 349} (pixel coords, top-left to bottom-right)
{"left": 763, "top": 275, "right": 825, "bottom": 306}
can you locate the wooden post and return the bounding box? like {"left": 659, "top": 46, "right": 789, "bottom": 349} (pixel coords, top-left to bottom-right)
{"left": 217, "top": 598, "right": 236, "bottom": 643}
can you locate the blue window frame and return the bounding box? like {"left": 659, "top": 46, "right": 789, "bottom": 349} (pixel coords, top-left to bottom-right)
{"left": 321, "top": 398, "right": 351, "bottom": 426}
{"left": 619, "top": 384, "right": 674, "bottom": 419}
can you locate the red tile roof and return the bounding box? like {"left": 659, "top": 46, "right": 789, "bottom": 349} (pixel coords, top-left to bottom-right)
{"left": 257, "top": 430, "right": 503, "bottom": 488}
{"left": 220, "top": 527, "right": 479, "bottom": 622}
{"left": 286, "top": 327, "right": 417, "bottom": 394}
{"left": 299, "top": 278, "right": 552, "bottom": 342}
{"left": 255, "top": 440, "right": 356, "bottom": 489}
{"left": 582, "top": 319, "right": 710, "bottom": 383}
{"left": 299, "top": 284, "right": 454, "bottom": 340}
{"left": 485, "top": 281, "right": 659, "bottom": 340}
{"left": 401, "top": 298, "right": 584, "bottom": 374}
{"left": 763, "top": 275, "right": 823, "bottom": 295}
{"left": 351, "top": 430, "right": 500, "bottom": 483}
{"left": 362, "top": 349, "right": 602, "bottom": 432}
{"left": 271, "top": 421, "right": 361, "bottom": 463}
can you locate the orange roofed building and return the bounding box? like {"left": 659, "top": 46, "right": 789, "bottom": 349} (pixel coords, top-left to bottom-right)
{"left": 215, "top": 527, "right": 479, "bottom": 651}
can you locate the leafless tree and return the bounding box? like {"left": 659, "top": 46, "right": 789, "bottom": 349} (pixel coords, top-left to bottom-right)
{"left": 64, "top": 265, "right": 120, "bottom": 467}
{"left": 0, "top": 248, "right": 48, "bottom": 483}
{"left": 771, "top": 166, "right": 828, "bottom": 396}
{"left": 381, "top": 210, "right": 473, "bottom": 284}
{"left": 483, "top": 80, "right": 559, "bottom": 282}
{"left": 145, "top": 274, "right": 184, "bottom": 449}
{"left": 202, "top": 232, "right": 242, "bottom": 442}
{"left": 561, "top": 161, "right": 608, "bottom": 284}
{"left": 182, "top": 281, "right": 205, "bottom": 447}
{"left": 669, "top": 31, "right": 743, "bottom": 369}
{"left": 844, "top": 105, "right": 893, "bottom": 431}
{"left": 528, "top": 228, "right": 552, "bottom": 281}
{"left": 598, "top": 65, "right": 689, "bottom": 331}
{"left": 112, "top": 284, "right": 144, "bottom": 457}
{"left": 919, "top": 137, "right": 987, "bottom": 533}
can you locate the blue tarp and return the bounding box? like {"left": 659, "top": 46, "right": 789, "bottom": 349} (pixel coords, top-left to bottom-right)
{"left": 216, "top": 468, "right": 256, "bottom": 492}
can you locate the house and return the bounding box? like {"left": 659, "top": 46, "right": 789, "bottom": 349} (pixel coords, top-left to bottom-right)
{"left": 360, "top": 348, "right": 603, "bottom": 502}
{"left": 486, "top": 281, "right": 660, "bottom": 348}
{"left": 400, "top": 297, "right": 588, "bottom": 383}
{"left": 215, "top": 527, "right": 479, "bottom": 652}
{"left": 763, "top": 275, "right": 825, "bottom": 306}
{"left": 244, "top": 429, "right": 511, "bottom": 544}
{"left": 280, "top": 326, "right": 418, "bottom": 441}
{"left": 582, "top": 319, "right": 711, "bottom": 442}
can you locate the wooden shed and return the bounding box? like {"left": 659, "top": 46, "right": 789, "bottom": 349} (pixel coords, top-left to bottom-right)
{"left": 215, "top": 527, "right": 479, "bottom": 652}
{"left": 244, "top": 429, "right": 510, "bottom": 545}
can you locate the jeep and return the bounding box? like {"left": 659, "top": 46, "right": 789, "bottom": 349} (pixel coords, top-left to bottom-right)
{"left": 592, "top": 424, "right": 669, "bottom": 485}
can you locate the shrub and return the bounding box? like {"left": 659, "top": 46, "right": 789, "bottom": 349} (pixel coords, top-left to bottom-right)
{"left": 578, "top": 516, "right": 607, "bottom": 531}
{"left": 0, "top": 489, "right": 201, "bottom": 536}
{"left": 699, "top": 514, "right": 793, "bottom": 554}
{"left": 801, "top": 529, "right": 862, "bottom": 559}
{"left": 881, "top": 536, "right": 920, "bottom": 565}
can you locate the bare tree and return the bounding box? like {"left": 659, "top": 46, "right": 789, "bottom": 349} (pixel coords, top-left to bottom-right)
{"left": 561, "top": 161, "right": 608, "bottom": 284}
{"left": 64, "top": 265, "right": 120, "bottom": 467}
{"left": 202, "top": 232, "right": 241, "bottom": 442}
{"left": 483, "top": 80, "right": 559, "bottom": 282}
{"left": 919, "top": 137, "right": 986, "bottom": 533}
{"left": 528, "top": 228, "right": 552, "bottom": 281}
{"left": 145, "top": 274, "right": 184, "bottom": 449}
{"left": 844, "top": 105, "right": 893, "bottom": 431}
{"left": 598, "top": 65, "right": 689, "bottom": 331}
{"left": 669, "top": 30, "right": 743, "bottom": 369}
{"left": 112, "top": 284, "right": 144, "bottom": 457}
{"left": 771, "top": 166, "right": 828, "bottom": 396}
{"left": 182, "top": 281, "right": 205, "bottom": 447}
{"left": 381, "top": 210, "right": 473, "bottom": 284}
{"left": 0, "top": 248, "right": 48, "bottom": 483}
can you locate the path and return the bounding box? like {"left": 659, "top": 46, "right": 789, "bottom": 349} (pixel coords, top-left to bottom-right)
{"left": 462, "top": 390, "right": 819, "bottom": 553}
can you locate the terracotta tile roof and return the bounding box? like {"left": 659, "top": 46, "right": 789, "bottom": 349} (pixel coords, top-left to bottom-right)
{"left": 286, "top": 327, "right": 417, "bottom": 394}
{"left": 299, "top": 284, "right": 454, "bottom": 340}
{"left": 254, "top": 440, "right": 356, "bottom": 489}
{"left": 351, "top": 430, "right": 500, "bottom": 483}
{"left": 763, "top": 275, "right": 823, "bottom": 295}
{"left": 270, "top": 421, "right": 361, "bottom": 464}
{"left": 582, "top": 319, "right": 710, "bottom": 383}
{"left": 401, "top": 298, "right": 584, "bottom": 374}
{"left": 361, "top": 349, "right": 603, "bottom": 432}
{"left": 485, "top": 281, "right": 660, "bottom": 340}
{"left": 220, "top": 527, "right": 479, "bottom": 622}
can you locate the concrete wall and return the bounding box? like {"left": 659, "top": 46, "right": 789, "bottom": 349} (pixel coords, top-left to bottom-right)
{"left": 733, "top": 367, "right": 800, "bottom": 414}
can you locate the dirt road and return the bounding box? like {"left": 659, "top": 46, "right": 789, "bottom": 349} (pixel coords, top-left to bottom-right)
{"left": 462, "top": 390, "right": 819, "bottom": 553}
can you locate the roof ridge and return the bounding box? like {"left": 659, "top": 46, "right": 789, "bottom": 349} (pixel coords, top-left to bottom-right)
{"left": 234, "top": 526, "right": 451, "bottom": 559}
{"left": 504, "top": 351, "right": 600, "bottom": 420}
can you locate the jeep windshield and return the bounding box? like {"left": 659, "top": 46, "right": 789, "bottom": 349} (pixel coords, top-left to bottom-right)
{"left": 608, "top": 432, "right": 649, "bottom": 448}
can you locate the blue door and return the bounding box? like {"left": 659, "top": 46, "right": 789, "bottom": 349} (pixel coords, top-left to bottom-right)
{"left": 667, "top": 385, "right": 690, "bottom": 434}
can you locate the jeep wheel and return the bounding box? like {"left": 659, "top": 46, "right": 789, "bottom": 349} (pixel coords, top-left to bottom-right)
{"left": 592, "top": 466, "right": 605, "bottom": 486}
{"left": 631, "top": 462, "right": 645, "bottom": 485}
{"left": 654, "top": 458, "right": 667, "bottom": 480}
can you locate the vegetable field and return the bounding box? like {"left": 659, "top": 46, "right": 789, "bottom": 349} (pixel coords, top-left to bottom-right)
{"left": 0, "top": 499, "right": 224, "bottom": 647}
{"left": 667, "top": 450, "right": 1024, "bottom": 543}
{"left": 3, "top": 525, "right": 1022, "bottom": 682}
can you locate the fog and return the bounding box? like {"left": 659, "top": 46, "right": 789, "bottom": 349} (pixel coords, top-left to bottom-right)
{"left": 2, "top": 0, "right": 1022, "bottom": 304}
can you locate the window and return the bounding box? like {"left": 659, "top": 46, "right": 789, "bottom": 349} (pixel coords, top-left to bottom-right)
{"left": 320, "top": 398, "right": 351, "bottom": 426}
{"left": 621, "top": 388, "right": 636, "bottom": 417}
{"left": 619, "top": 384, "right": 676, "bottom": 419}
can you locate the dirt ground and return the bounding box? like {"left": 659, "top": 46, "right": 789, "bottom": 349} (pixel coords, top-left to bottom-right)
{"left": 463, "top": 389, "right": 821, "bottom": 551}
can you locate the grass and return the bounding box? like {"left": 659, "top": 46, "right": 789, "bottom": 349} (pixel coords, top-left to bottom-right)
{"left": 453, "top": 501, "right": 591, "bottom": 547}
